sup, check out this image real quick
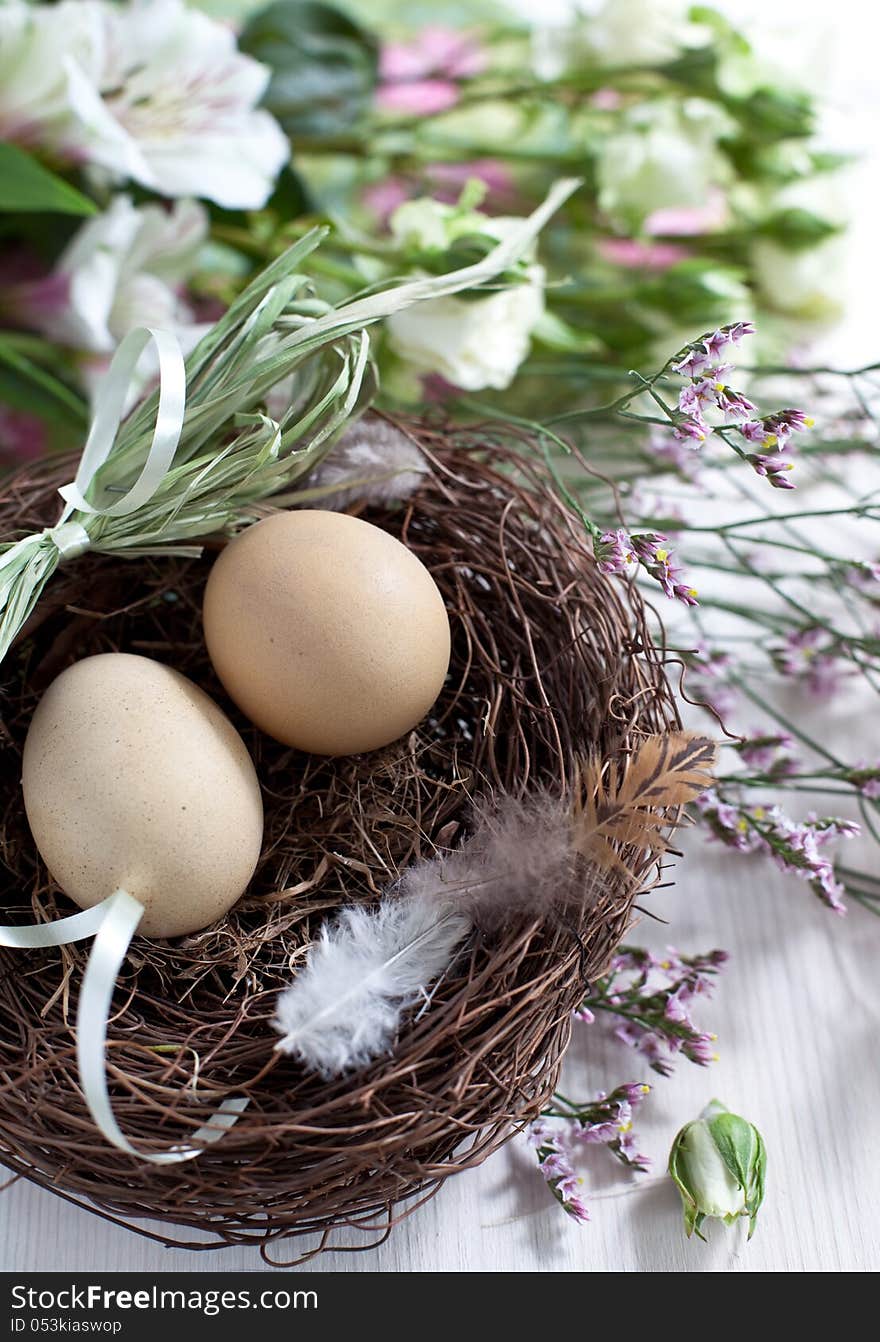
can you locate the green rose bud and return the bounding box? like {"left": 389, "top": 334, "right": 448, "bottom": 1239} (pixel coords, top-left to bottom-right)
{"left": 668, "top": 1100, "right": 766, "bottom": 1241}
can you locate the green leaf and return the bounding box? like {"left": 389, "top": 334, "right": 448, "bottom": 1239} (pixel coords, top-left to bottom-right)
{"left": 0, "top": 144, "right": 96, "bottom": 216}
{"left": 756, "top": 207, "right": 842, "bottom": 252}
{"left": 0, "top": 336, "right": 88, "bottom": 427}
{"left": 532, "top": 310, "right": 601, "bottom": 356}
{"left": 705, "top": 1108, "right": 766, "bottom": 1237}
{"left": 240, "top": 0, "right": 378, "bottom": 141}
{"left": 746, "top": 1129, "right": 767, "bottom": 1239}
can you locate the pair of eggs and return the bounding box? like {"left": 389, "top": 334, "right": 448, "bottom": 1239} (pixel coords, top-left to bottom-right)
{"left": 22, "top": 511, "right": 451, "bottom": 938}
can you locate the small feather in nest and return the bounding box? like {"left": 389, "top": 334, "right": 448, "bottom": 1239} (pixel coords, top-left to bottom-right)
{"left": 299, "top": 415, "right": 429, "bottom": 510}
{"left": 274, "top": 732, "right": 716, "bottom": 1076}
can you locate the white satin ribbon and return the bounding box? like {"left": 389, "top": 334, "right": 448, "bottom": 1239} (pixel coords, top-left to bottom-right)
{"left": 58, "top": 327, "right": 186, "bottom": 521}
{"left": 0, "top": 891, "right": 247, "bottom": 1162}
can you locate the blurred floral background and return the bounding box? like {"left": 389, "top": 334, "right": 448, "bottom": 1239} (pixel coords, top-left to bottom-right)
{"left": 0, "top": 0, "right": 864, "bottom": 455}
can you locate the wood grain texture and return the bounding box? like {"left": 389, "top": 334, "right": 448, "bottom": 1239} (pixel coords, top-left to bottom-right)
{"left": 2, "top": 831, "right": 878, "bottom": 1272}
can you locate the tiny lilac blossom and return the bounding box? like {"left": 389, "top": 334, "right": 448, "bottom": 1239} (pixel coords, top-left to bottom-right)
{"left": 774, "top": 627, "right": 847, "bottom": 697}
{"left": 596, "top": 529, "right": 698, "bottom": 605}
{"left": 747, "top": 452, "right": 796, "bottom": 489}
{"left": 577, "top": 946, "right": 727, "bottom": 1078}
{"left": 697, "top": 791, "right": 857, "bottom": 913}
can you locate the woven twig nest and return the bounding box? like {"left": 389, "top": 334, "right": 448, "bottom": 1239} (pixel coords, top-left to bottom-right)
{"left": 0, "top": 424, "right": 678, "bottom": 1263}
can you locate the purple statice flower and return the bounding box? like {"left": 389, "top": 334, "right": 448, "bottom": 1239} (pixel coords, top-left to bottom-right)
{"left": 697, "top": 792, "right": 858, "bottom": 914}
{"left": 735, "top": 730, "right": 798, "bottom": 777}
{"left": 672, "top": 414, "right": 710, "bottom": 445}
{"left": 671, "top": 322, "right": 755, "bottom": 377}
{"left": 685, "top": 642, "right": 738, "bottom": 719}
{"left": 595, "top": 527, "right": 636, "bottom": 575}
{"left": 527, "top": 1120, "right": 590, "bottom": 1223}
{"left": 581, "top": 946, "right": 727, "bottom": 1078}
{"left": 672, "top": 347, "right": 713, "bottom": 379}
{"left": 762, "top": 408, "right": 815, "bottom": 450}
{"left": 740, "top": 409, "right": 813, "bottom": 453}
{"left": 773, "top": 627, "right": 846, "bottom": 697}
{"left": 846, "top": 764, "right": 880, "bottom": 800}
{"left": 679, "top": 376, "right": 755, "bottom": 424}
{"left": 595, "top": 530, "right": 698, "bottom": 605}
{"left": 715, "top": 386, "right": 757, "bottom": 420}
{"left": 740, "top": 419, "right": 770, "bottom": 444}
{"left": 671, "top": 327, "right": 759, "bottom": 448}
{"left": 630, "top": 532, "right": 698, "bottom": 605}
{"left": 648, "top": 429, "right": 705, "bottom": 477}
{"left": 572, "top": 1084, "right": 652, "bottom": 1172}
{"left": 678, "top": 379, "right": 721, "bottom": 417}
{"left": 696, "top": 789, "right": 764, "bottom": 852}
{"left": 746, "top": 451, "right": 796, "bottom": 489}
{"left": 843, "top": 559, "right": 880, "bottom": 593}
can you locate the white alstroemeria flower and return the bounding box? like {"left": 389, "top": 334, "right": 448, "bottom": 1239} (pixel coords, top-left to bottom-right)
{"left": 386, "top": 199, "right": 545, "bottom": 391}
{"left": 0, "top": 2, "right": 143, "bottom": 181}
{"left": 597, "top": 99, "right": 735, "bottom": 226}
{"left": 0, "top": 0, "right": 288, "bottom": 209}
{"left": 102, "top": 0, "right": 288, "bottom": 209}
{"left": 32, "top": 195, "right": 208, "bottom": 355}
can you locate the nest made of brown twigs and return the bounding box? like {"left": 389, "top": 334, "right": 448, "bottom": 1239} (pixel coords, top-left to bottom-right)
{"left": 0, "top": 423, "right": 679, "bottom": 1264}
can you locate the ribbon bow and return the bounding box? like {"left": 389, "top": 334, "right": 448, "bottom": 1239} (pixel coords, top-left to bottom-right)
{"left": 0, "top": 330, "right": 247, "bottom": 1162}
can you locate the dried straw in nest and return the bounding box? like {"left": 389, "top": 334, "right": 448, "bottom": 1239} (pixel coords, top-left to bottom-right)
{"left": 0, "top": 424, "right": 679, "bottom": 1264}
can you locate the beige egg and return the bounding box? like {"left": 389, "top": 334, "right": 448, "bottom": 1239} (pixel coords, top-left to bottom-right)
{"left": 22, "top": 653, "right": 264, "bottom": 939}
{"left": 203, "top": 510, "right": 451, "bottom": 756}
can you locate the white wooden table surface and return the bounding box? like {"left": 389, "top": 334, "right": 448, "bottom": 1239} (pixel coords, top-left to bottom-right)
{"left": 2, "top": 0, "right": 879, "bottom": 1277}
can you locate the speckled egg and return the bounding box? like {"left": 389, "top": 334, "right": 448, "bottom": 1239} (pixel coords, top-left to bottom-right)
{"left": 202, "top": 510, "right": 451, "bottom": 756}
{"left": 22, "top": 653, "right": 264, "bottom": 938}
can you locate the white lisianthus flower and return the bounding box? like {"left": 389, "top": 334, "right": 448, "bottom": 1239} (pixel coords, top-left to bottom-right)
{"left": 386, "top": 200, "right": 545, "bottom": 391}
{"left": 597, "top": 99, "right": 735, "bottom": 226}
{"left": 751, "top": 238, "right": 846, "bottom": 323}
{"left": 388, "top": 285, "right": 544, "bottom": 391}
{"left": 751, "top": 174, "right": 848, "bottom": 322}
{"left": 584, "top": 0, "right": 692, "bottom": 67}
{"left": 0, "top": 0, "right": 288, "bottom": 210}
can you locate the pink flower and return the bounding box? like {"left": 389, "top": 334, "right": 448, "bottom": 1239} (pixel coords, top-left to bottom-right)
{"left": 363, "top": 160, "right": 516, "bottom": 224}
{"left": 377, "top": 80, "right": 460, "bottom": 116}
{"left": 361, "top": 177, "right": 411, "bottom": 222}
{"left": 645, "top": 190, "right": 728, "bottom": 236}
{"left": 377, "top": 27, "right": 485, "bottom": 117}
{"left": 598, "top": 237, "right": 691, "bottom": 271}
{"left": 425, "top": 158, "right": 514, "bottom": 204}
{"left": 590, "top": 88, "right": 623, "bottom": 110}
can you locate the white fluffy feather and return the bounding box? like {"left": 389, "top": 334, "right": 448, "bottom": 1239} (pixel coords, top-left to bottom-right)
{"left": 302, "top": 415, "right": 429, "bottom": 510}
{"left": 274, "top": 733, "right": 715, "bottom": 1078}
{"left": 274, "top": 890, "right": 471, "bottom": 1077}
